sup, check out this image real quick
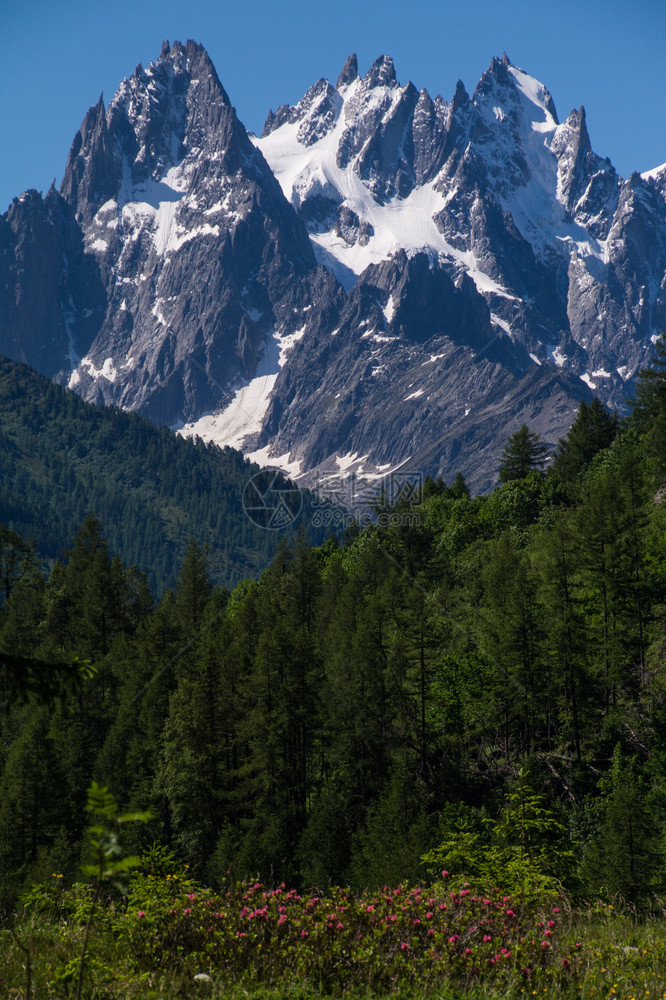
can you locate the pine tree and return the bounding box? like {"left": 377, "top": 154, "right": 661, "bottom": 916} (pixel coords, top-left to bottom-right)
{"left": 0, "top": 525, "right": 37, "bottom": 603}
{"left": 498, "top": 424, "right": 549, "bottom": 482}
{"left": 175, "top": 538, "right": 212, "bottom": 635}
{"left": 630, "top": 332, "right": 666, "bottom": 476}
{"left": 450, "top": 472, "right": 471, "bottom": 498}
{"left": 552, "top": 398, "right": 618, "bottom": 481}
{"left": 581, "top": 747, "right": 664, "bottom": 906}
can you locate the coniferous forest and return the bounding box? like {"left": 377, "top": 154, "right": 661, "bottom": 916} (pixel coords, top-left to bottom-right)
{"left": 0, "top": 356, "right": 328, "bottom": 595}
{"left": 3, "top": 340, "right": 666, "bottom": 998}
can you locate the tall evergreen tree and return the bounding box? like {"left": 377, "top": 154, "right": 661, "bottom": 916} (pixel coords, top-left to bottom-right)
{"left": 630, "top": 332, "right": 666, "bottom": 476}
{"left": 551, "top": 398, "right": 618, "bottom": 481}
{"left": 498, "top": 424, "right": 549, "bottom": 482}
{"left": 175, "top": 538, "right": 213, "bottom": 636}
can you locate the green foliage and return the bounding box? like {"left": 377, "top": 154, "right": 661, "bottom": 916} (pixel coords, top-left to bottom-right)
{"left": 121, "top": 875, "right": 567, "bottom": 992}
{"left": 498, "top": 423, "right": 549, "bottom": 482}
{"left": 75, "top": 781, "right": 151, "bottom": 1000}
{"left": 81, "top": 781, "right": 151, "bottom": 892}
{"left": 579, "top": 747, "right": 666, "bottom": 906}
{"left": 6, "top": 887, "right": 666, "bottom": 998}
{"left": 3, "top": 341, "right": 666, "bottom": 926}
{"left": 0, "top": 355, "right": 329, "bottom": 596}
{"left": 551, "top": 397, "right": 618, "bottom": 483}
{"left": 630, "top": 331, "right": 666, "bottom": 477}
{"left": 421, "top": 769, "right": 574, "bottom": 902}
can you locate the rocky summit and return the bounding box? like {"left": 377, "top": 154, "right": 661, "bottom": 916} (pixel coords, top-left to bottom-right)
{"left": 1, "top": 42, "right": 665, "bottom": 492}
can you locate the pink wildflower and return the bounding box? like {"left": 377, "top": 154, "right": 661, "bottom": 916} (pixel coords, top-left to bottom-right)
{"left": 137, "top": 910, "right": 146, "bottom": 918}
{"left": 401, "top": 941, "right": 409, "bottom": 951}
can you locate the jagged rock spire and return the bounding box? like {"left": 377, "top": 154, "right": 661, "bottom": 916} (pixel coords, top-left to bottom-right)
{"left": 337, "top": 54, "right": 358, "bottom": 88}
{"left": 364, "top": 55, "right": 396, "bottom": 89}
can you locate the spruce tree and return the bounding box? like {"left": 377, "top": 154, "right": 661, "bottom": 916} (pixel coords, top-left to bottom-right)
{"left": 450, "top": 472, "right": 471, "bottom": 498}
{"left": 175, "top": 538, "right": 212, "bottom": 635}
{"left": 498, "top": 424, "right": 549, "bottom": 482}
{"left": 630, "top": 332, "right": 666, "bottom": 476}
{"left": 552, "top": 398, "right": 618, "bottom": 481}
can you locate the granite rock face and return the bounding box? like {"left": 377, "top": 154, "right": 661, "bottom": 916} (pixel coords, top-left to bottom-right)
{"left": 0, "top": 187, "right": 105, "bottom": 375}
{"left": 3, "top": 43, "right": 666, "bottom": 491}
{"left": 59, "top": 39, "right": 316, "bottom": 426}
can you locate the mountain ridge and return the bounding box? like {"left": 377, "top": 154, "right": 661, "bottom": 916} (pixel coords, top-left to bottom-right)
{"left": 2, "top": 42, "right": 665, "bottom": 492}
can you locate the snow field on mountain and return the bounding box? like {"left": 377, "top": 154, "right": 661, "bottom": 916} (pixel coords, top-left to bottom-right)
{"left": 255, "top": 62, "right": 613, "bottom": 301}
{"left": 179, "top": 325, "right": 307, "bottom": 455}
{"left": 256, "top": 91, "right": 516, "bottom": 300}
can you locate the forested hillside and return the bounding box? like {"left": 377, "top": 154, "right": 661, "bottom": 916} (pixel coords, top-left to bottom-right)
{"left": 0, "top": 355, "right": 326, "bottom": 594}
{"left": 2, "top": 339, "right": 666, "bottom": 916}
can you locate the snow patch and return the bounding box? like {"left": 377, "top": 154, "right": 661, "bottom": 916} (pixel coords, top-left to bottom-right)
{"left": 245, "top": 447, "right": 303, "bottom": 479}
{"left": 336, "top": 452, "right": 363, "bottom": 472}
{"left": 491, "top": 313, "right": 514, "bottom": 338}
{"left": 179, "top": 325, "right": 308, "bottom": 452}
{"left": 547, "top": 344, "right": 567, "bottom": 367}
{"left": 255, "top": 105, "right": 516, "bottom": 300}
{"left": 642, "top": 162, "right": 666, "bottom": 181}
{"left": 170, "top": 223, "right": 220, "bottom": 253}
{"left": 383, "top": 294, "right": 396, "bottom": 324}
{"left": 79, "top": 356, "right": 119, "bottom": 383}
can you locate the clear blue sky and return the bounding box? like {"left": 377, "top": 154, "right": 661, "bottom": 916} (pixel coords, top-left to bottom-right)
{"left": 2, "top": 0, "right": 665, "bottom": 213}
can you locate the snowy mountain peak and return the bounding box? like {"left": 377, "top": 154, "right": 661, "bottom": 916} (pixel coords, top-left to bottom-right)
{"left": 4, "top": 43, "right": 665, "bottom": 496}
{"left": 55, "top": 39, "right": 315, "bottom": 426}
{"left": 363, "top": 54, "right": 397, "bottom": 89}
